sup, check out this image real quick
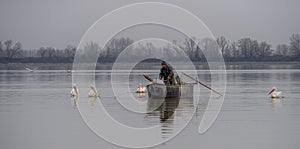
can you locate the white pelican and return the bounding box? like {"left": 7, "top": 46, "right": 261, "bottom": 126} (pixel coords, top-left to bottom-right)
{"left": 88, "top": 86, "right": 100, "bottom": 97}
{"left": 24, "top": 67, "right": 38, "bottom": 72}
{"left": 268, "top": 87, "right": 283, "bottom": 98}
{"left": 70, "top": 85, "right": 79, "bottom": 97}
{"left": 136, "top": 83, "right": 146, "bottom": 93}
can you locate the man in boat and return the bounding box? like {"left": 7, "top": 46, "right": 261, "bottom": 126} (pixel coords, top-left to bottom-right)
{"left": 159, "top": 61, "right": 175, "bottom": 85}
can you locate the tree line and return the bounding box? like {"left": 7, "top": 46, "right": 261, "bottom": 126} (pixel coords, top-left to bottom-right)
{"left": 0, "top": 41, "right": 77, "bottom": 63}
{"left": 0, "top": 33, "right": 299, "bottom": 63}
{"left": 216, "top": 34, "right": 300, "bottom": 61}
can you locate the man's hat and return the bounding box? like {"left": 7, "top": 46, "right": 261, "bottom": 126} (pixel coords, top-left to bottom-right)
{"left": 161, "top": 61, "right": 167, "bottom": 65}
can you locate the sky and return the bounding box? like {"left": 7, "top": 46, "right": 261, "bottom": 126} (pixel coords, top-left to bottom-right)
{"left": 0, "top": 0, "right": 299, "bottom": 49}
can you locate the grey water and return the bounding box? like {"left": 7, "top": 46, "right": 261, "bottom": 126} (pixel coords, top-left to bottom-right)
{"left": 0, "top": 63, "right": 300, "bottom": 149}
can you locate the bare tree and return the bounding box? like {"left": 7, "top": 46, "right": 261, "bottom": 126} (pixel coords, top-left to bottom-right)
{"left": 54, "top": 49, "right": 63, "bottom": 57}
{"left": 12, "top": 42, "right": 22, "bottom": 58}
{"left": 37, "top": 47, "right": 47, "bottom": 58}
{"left": 258, "top": 41, "right": 272, "bottom": 57}
{"left": 118, "top": 37, "right": 134, "bottom": 51}
{"left": 4, "top": 40, "right": 13, "bottom": 58}
{"left": 275, "top": 44, "right": 289, "bottom": 56}
{"left": 289, "top": 33, "right": 300, "bottom": 56}
{"left": 217, "top": 36, "right": 229, "bottom": 56}
{"left": 230, "top": 42, "right": 240, "bottom": 58}
{"left": 238, "top": 38, "right": 250, "bottom": 58}
{"left": 105, "top": 37, "right": 133, "bottom": 59}
{"left": 83, "top": 42, "right": 101, "bottom": 59}
{"left": 182, "top": 37, "right": 198, "bottom": 60}
{"left": 250, "top": 40, "right": 259, "bottom": 58}
{"left": 46, "top": 47, "right": 56, "bottom": 58}
{"left": 3, "top": 40, "right": 22, "bottom": 58}
{"left": 238, "top": 38, "right": 259, "bottom": 58}
{"left": 200, "top": 37, "right": 219, "bottom": 60}
{"left": 64, "top": 45, "right": 76, "bottom": 58}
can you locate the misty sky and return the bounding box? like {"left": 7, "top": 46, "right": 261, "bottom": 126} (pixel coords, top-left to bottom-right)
{"left": 0, "top": 0, "right": 299, "bottom": 49}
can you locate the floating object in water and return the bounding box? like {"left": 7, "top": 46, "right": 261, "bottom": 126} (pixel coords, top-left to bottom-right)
{"left": 268, "top": 87, "right": 283, "bottom": 98}
{"left": 136, "top": 83, "right": 146, "bottom": 93}
{"left": 88, "top": 86, "right": 100, "bottom": 97}
{"left": 71, "top": 85, "right": 79, "bottom": 97}
{"left": 24, "top": 67, "right": 38, "bottom": 72}
{"left": 66, "top": 70, "right": 72, "bottom": 73}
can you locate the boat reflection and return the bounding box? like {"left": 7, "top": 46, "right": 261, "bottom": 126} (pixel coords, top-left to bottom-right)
{"left": 159, "top": 98, "right": 180, "bottom": 122}
{"left": 147, "top": 97, "right": 179, "bottom": 119}
{"left": 146, "top": 96, "right": 195, "bottom": 139}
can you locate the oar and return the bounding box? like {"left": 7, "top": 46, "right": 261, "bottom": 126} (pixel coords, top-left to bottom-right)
{"left": 182, "top": 72, "right": 223, "bottom": 96}
{"left": 143, "top": 74, "right": 154, "bottom": 82}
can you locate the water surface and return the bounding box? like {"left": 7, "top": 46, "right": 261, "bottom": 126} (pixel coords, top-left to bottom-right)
{"left": 0, "top": 64, "right": 299, "bottom": 149}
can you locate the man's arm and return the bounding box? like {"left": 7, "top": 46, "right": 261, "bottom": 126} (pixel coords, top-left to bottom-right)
{"left": 159, "top": 68, "right": 163, "bottom": 80}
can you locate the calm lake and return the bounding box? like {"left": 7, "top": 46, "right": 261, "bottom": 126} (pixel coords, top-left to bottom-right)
{"left": 0, "top": 62, "right": 299, "bottom": 149}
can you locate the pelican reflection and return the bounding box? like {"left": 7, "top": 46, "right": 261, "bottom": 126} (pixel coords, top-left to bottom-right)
{"left": 71, "top": 96, "right": 78, "bottom": 109}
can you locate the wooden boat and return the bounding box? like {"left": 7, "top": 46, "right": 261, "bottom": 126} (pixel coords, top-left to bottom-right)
{"left": 146, "top": 83, "right": 195, "bottom": 98}
{"left": 143, "top": 73, "right": 222, "bottom": 99}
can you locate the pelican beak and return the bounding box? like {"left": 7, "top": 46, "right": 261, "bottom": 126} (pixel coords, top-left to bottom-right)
{"left": 74, "top": 86, "right": 78, "bottom": 95}
{"left": 268, "top": 89, "right": 275, "bottom": 95}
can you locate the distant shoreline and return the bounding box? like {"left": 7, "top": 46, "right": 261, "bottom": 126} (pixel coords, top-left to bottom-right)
{"left": 1, "top": 61, "right": 299, "bottom": 70}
